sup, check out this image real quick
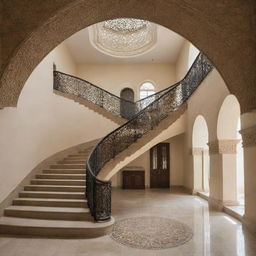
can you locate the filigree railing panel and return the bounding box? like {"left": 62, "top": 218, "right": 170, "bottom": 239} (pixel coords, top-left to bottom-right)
{"left": 54, "top": 72, "right": 136, "bottom": 119}
{"left": 86, "top": 53, "right": 213, "bottom": 221}
{"left": 54, "top": 70, "right": 190, "bottom": 120}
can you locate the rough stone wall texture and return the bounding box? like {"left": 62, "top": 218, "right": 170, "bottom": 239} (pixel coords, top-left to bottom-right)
{"left": 0, "top": 0, "right": 255, "bottom": 112}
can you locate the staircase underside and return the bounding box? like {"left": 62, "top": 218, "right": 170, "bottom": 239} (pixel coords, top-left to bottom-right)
{"left": 0, "top": 147, "right": 114, "bottom": 238}
{"left": 54, "top": 90, "right": 126, "bottom": 125}
{"left": 98, "top": 103, "right": 187, "bottom": 181}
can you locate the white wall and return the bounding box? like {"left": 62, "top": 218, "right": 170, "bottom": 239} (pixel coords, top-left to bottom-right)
{"left": 176, "top": 41, "right": 199, "bottom": 81}
{"left": 76, "top": 64, "right": 176, "bottom": 101}
{"left": 0, "top": 43, "right": 118, "bottom": 203}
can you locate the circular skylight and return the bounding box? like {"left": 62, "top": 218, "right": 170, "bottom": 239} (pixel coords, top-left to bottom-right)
{"left": 103, "top": 18, "right": 148, "bottom": 33}
{"left": 89, "top": 18, "right": 157, "bottom": 57}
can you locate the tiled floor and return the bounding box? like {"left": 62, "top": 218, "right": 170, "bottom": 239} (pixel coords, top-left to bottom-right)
{"left": 0, "top": 188, "right": 256, "bottom": 256}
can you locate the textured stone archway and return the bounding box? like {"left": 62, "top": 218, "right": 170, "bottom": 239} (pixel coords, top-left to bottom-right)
{"left": 1, "top": 0, "right": 256, "bottom": 112}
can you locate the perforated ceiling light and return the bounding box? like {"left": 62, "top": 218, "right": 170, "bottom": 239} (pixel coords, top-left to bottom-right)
{"left": 89, "top": 18, "right": 157, "bottom": 57}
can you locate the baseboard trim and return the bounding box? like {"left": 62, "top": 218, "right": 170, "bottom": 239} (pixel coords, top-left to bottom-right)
{"left": 197, "top": 192, "right": 209, "bottom": 201}
{"left": 0, "top": 138, "right": 100, "bottom": 216}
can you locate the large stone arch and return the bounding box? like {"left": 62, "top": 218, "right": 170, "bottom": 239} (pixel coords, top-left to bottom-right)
{"left": 1, "top": 0, "right": 255, "bottom": 112}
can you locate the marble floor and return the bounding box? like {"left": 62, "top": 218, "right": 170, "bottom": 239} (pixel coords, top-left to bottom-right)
{"left": 0, "top": 188, "right": 256, "bottom": 256}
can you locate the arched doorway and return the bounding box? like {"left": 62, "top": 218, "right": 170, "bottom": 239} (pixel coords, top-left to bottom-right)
{"left": 120, "top": 88, "right": 135, "bottom": 119}
{"left": 120, "top": 88, "right": 134, "bottom": 102}
{"left": 192, "top": 115, "right": 210, "bottom": 194}
{"left": 217, "top": 94, "right": 244, "bottom": 205}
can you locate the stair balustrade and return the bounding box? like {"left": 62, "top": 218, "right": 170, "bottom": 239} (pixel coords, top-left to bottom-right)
{"left": 54, "top": 71, "right": 182, "bottom": 120}
{"left": 54, "top": 53, "right": 213, "bottom": 221}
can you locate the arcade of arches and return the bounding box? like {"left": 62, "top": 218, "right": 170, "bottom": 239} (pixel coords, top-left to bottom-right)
{"left": 1, "top": 1, "right": 256, "bottom": 254}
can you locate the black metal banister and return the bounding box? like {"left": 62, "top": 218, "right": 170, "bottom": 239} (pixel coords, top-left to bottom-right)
{"left": 53, "top": 58, "right": 206, "bottom": 120}
{"left": 85, "top": 53, "right": 213, "bottom": 221}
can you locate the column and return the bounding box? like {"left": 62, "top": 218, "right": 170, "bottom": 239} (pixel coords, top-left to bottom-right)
{"left": 202, "top": 148, "right": 210, "bottom": 192}
{"left": 208, "top": 140, "right": 239, "bottom": 210}
{"left": 192, "top": 147, "right": 204, "bottom": 194}
{"left": 240, "top": 112, "right": 256, "bottom": 233}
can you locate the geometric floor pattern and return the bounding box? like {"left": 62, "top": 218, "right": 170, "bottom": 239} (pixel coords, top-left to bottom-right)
{"left": 110, "top": 216, "right": 193, "bottom": 250}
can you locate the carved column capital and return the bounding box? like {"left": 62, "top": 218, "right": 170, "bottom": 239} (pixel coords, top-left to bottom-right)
{"left": 208, "top": 140, "right": 240, "bottom": 154}
{"left": 240, "top": 125, "right": 256, "bottom": 147}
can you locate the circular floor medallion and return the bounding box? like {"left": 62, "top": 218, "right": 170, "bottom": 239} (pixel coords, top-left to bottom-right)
{"left": 110, "top": 216, "right": 193, "bottom": 250}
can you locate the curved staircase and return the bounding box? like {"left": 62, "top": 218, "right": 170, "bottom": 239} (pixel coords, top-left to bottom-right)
{"left": 53, "top": 53, "right": 213, "bottom": 222}
{"left": 0, "top": 146, "right": 114, "bottom": 237}
{"left": 0, "top": 53, "right": 213, "bottom": 237}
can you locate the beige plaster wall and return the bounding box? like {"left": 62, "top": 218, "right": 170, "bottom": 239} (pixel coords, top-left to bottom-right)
{"left": 76, "top": 64, "right": 176, "bottom": 101}
{"left": 0, "top": 43, "right": 118, "bottom": 204}
{"left": 111, "top": 133, "right": 185, "bottom": 188}
{"left": 175, "top": 41, "right": 199, "bottom": 81}
{"left": 166, "top": 134, "right": 185, "bottom": 186}
{"left": 111, "top": 151, "right": 150, "bottom": 188}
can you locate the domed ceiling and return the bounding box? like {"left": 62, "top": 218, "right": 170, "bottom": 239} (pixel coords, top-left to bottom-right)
{"left": 89, "top": 18, "right": 157, "bottom": 57}
{"left": 64, "top": 19, "right": 185, "bottom": 64}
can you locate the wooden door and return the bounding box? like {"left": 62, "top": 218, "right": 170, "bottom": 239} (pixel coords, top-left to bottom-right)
{"left": 150, "top": 143, "right": 170, "bottom": 188}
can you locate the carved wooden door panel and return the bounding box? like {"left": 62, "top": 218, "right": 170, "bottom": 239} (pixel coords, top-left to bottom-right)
{"left": 150, "top": 143, "right": 170, "bottom": 188}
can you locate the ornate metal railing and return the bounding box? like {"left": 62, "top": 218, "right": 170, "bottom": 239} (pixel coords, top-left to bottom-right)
{"left": 54, "top": 70, "right": 185, "bottom": 120}
{"left": 86, "top": 53, "right": 213, "bottom": 221}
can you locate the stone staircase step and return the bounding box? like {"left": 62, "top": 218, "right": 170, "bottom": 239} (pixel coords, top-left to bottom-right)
{"left": 68, "top": 154, "right": 89, "bottom": 157}
{"left": 50, "top": 164, "right": 85, "bottom": 169}
{"left": 57, "top": 160, "right": 85, "bottom": 164}
{"left": 19, "top": 191, "right": 85, "bottom": 199}
{"left": 65, "top": 156, "right": 87, "bottom": 159}
{"left": 43, "top": 169, "right": 85, "bottom": 174}
{"left": 0, "top": 216, "right": 114, "bottom": 238}
{"left": 0, "top": 144, "right": 115, "bottom": 238}
{"left": 13, "top": 198, "right": 87, "bottom": 208}
{"left": 24, "top": 185, "right": 85, "bottom": 192}
{"left": 35, "top": 174, "right": 86, "bottom": 180}
{"left": 31, "top": 179, "right": 85, "bottom": 186}
{"left": 4, "top": 205, "right": 91, "bottom": 221}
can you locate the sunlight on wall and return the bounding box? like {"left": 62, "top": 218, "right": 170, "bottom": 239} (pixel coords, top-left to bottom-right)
{"left": 188, "top": 44, "right": 200, "bottom": 71}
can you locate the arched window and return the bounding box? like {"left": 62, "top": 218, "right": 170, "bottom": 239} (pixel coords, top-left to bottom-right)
{"left": 139, "top": 82, "right": 155, "bottom": 99}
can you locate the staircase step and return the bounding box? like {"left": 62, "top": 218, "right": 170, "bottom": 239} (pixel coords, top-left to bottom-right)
{"left": 43, "top": 169, "right": 85, "bottom": 174}
{"left": 35, "top": 174, "right": 86, "bottom": 180}
{"left": 0, "top": 216, "right": 114, "bottom": 238}
{"left": 68, "top": 154, "right": 89, "bottom": 157}
{"left": 57, "top": 160, "right": 85, "bottom": 164}
{"left": 50, "top": 164, "right": 85, "bottom": 169}
{"left": 24, "top": 185, "right": 85, "bottom": 192}
{"left": 43, "top": 169, "right": 86, "bottom": 174}
{"left": 4, "top": 205, "right": 91, "bottom": 221}
{"left": 31, "top": 179, "right": 85, "bottom": 186}
{"left": 19, "top": 191, "right": 84, "bottom": 199}
{"left": 64, "top": 156, "right": 87, "bottom": 159}
{"left": 13, "top": 198, "right": 87, "bottom": 208}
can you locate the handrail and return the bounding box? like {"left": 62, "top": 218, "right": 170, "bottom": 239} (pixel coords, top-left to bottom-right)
{"left": 54, "top": 63, "right": 199, "bottom": 120}
{"left": 86, "top": 52, "right": 213, "bottom": 221}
